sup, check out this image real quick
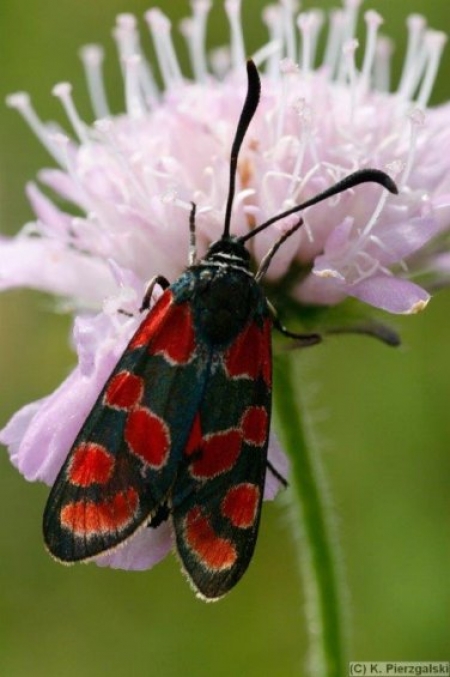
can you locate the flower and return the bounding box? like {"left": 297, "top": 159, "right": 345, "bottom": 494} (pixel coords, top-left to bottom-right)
{"left": 1, "top": 0, "right": 450, "bottom": 571}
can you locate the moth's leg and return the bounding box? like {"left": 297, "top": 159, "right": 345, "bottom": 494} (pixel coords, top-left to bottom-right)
{"left": 268, "top": 300, "right": 322, "bottom": 347}
{"left": 188, "top": 202, "right": 197, "bottom": 266}
{"left": 140, "top": 275, "right": 171, "bottom": 312}
{"left": 255, "top": 218, "right": 303, "bottom": 282}
{"left": 266, "top": 460, "right": 288, "bottom": 488}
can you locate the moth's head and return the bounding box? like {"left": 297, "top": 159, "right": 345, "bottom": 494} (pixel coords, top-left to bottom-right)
{"left": 204, "top": 236, "right": 251, "bottom": 269}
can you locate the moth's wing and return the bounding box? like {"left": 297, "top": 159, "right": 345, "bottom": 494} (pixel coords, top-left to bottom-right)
{"left": 171, "top": 316, "right": 272, "bottom": 600}
{"left": 43, "top": 288, "right": 210, "bottom": 562}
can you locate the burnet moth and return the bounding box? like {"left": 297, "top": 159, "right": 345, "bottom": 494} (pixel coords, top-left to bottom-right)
{"left": 43, "top": 60, "right": 398, "bottom": 600}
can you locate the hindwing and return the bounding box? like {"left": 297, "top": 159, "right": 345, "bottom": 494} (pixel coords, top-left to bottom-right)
{"left": 171, "top": 315, "right": 272, "bottom": 600}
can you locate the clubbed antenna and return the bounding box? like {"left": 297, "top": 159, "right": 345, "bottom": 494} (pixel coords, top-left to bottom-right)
{"left": 239, "top": 168, "right": 399, "bottom": 244}
{"left": 223, "top": 60, "right": 261, "bottom": 238}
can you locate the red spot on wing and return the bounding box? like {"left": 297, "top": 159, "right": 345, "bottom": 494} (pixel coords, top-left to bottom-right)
{"left": 68, "top": 443, "right": 114, "bottom": 487}
{"left": 260, "top": 319, "right": 272, "bottom": 387}
{"left": 189, "top": 429, "right": 242, "bottom": 479}
{"left": 125, "top": 407, "right": 170, "bottom": 468}
{"left": 104, "top": 371, "right": 144, "bottom": 409}
{"left": 241, "top": 406, "right": 269, "bottom": 447}
{"left": 221, "top": 483, "right": 260, "bottom": 529}
{"left": 129, "top": 291, "right": 196, "bottom": 364}
{"left": 149, "top": 302, "right": 196, "bottom": 364}
{"left": 60, "top": 487, "right": 139, "bottom": 536}
{"left": 129, "top": 291, "right": 173, "bottom": 350}
{"left": 184, "top": 506, "right": 237, "bottom": 571}
{"left": 224, "top": 318, "right": 272, "bottom": 386}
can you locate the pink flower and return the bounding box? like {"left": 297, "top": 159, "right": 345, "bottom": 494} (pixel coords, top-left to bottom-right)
{"left": 1, "top": 1, "right": 450, "bottom": 571}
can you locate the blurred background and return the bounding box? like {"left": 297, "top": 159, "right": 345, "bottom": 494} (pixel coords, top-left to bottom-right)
{"left": 0, "top": 1, "right": 449, "bottom": 675}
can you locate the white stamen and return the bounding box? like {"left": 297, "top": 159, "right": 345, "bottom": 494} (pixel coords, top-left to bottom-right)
{"left": 224, "top": 0, "right": 246, "bottom": 70}
{"left": 79, "top": 45, "right": 110, "bottom": 119}
{"left": 209, "top": 47, "right": 231, "bottom": 78}
{"left": 401, "top": 38, "right": 431, "bottom": 102}
{"left": 113, "top": 14, "right": 139, "bottom": 64}
{"left": 355, "top": 179, "right": 393, "bottom": 248}
{"left": 288, "top": 98, "right": 312, "bottom": 196}
{"left": 360, "top": 10, "right": 383, "bottom": 89}
{"left": 369, "top": 234, "right": 409, "bottom": 272}
{"left": 279, "top": 57, "right": 299, "bottom": 75}
{"left": 117, "top": 14, "right": 137, "bottom": 31}
{"left": 145, "top": 9, "right": 183, "bottom": 89}
{"left": 298, "top": 14, "right": 314, "bottom": 77}
{"left": 123, "top": 54, "right": 146, "bottom": 118}
{"left": 93, "top": 120, "right": 155, "bottom": 211}
{"left": 52, "top": 82, "right": 90, "bottom": 145}
{"left": 262, "top": 5, "right": 283, "bottom": 79}
{"left": 113, "top": 14, "right": 159, "bottom": 106}
{"left": 352, "top": 250, "right": 389, "bottom": 281}
{"left": 48, "top": 133, "right": 72, "bottom": 166}
{"left": 138, "top": 60, "right": 159, "bottom": 109}
{"left": 94, "top": 118, "right": 114, "bottom": 135}
{"left": 180, "top": 1, "right": 211, "bottom": 83}
{"left": 229, "top": 188, "right": 256, "bottom": 222}
{"left": 161, "top": 190, "right": 192, "bottom": 212}
{"left": 400, "top": 108, "right": 425, "bottom": 188}
{"left": 323, "top": 9, "right": 346, "bottom": 78}
{"left": 48, "top": 134, "right": 95, "bottom": 213}
{"left": 276, "top": 59, "right": 299, "bottom": 141}
{"left": 385, "top": 160, "right": 406, "bottom": 180}
{"left": 280, "top": 0, "right": 298, "bottom": 62}
{"left": 262, "top": 169, "right": 295, "bottom": 215}
{"left": 202, "top": 165, "right": 224, "bottom": 208}
{"left": 6, "top": 92, "right": 67, "bottom": 166}
{"left": 304, "top": 11, "right": 325, "bottom": 70}
{"left": 341, "top": 39, "right": 359, "bottom": 123}
{"left": 416, "top": 30, "right": 447, "bottom": 109}
{"left": 292, "top": 163, "right": 324, "bottom": 223}
{"left": 397, "top": 14, "right": 426, "bottom": 97}
{"left": 343, "top": 0, "right": 362, "bottom": 40}
{"left": 337, "top": 0, "right": 362, "bottom": 81}
{"left": 250, "top": 40, "right": 282, "bottom": 70}
{"left": 374, "top": 36, "right": 393, "bottom": 92}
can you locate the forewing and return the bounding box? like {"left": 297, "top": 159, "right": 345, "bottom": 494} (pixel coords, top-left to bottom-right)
{"left": 43, "top": 289, "right": 210, "bottom": 562}
{"left": 171, "top": 316, "right": 272, "bottom": 600}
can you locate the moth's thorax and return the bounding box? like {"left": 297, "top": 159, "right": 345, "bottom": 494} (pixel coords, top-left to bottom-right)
{"left": 172, "top": 237, "right": 268, "bottom": 347}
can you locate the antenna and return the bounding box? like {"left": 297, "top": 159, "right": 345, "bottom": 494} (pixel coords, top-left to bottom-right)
{"left": 239, "top": 168, "right": 398, "bottom": 244}
{"left": 223, "top": 60, "right": 261, "bottom": 238}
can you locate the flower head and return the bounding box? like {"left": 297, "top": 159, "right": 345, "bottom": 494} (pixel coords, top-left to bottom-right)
{"left": 1, "top": 0, "right": 450, "bottom": 572}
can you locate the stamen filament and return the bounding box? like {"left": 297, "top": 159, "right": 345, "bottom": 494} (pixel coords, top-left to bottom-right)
{"left": 79, "top": 45, "right": 111, "bottom": 119}
{"left": 5, "top": 92, "right": 67, "bottom": 166}
{"left": 52, "top": 82, "right": 90, "bottom": 145}
{"left": 225, "top": 0, "right": 246, "bottom": 70}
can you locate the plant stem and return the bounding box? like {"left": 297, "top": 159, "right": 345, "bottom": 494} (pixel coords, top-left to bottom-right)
{"left": 273, "top": 353, "right": 346, "bottom": 677}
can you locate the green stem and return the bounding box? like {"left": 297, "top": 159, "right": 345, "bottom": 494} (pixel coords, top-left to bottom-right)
{"left": 273, "top": 353, "right": 346, "bottom": 677}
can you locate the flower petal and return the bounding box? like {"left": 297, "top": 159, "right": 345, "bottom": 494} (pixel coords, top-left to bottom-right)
{"left": 0, "top": 312, "right": 137, "bottom": 483}
{"left": 348, "top": 275, "right": 430, "bottom": 314}
{"left": 292, "top": 272, "right": 347, "bottom": 307}
{"left": 264, "top": 431, "right": 289, "bottom": 499}
{"left": 365, "top": 214, "right": 440, "bottom": 265}
{"left": 0, "top": 236, "right": 115, "bottom": 305}
{"left": 94, "top": 522, "right": 173, "bottom": 571}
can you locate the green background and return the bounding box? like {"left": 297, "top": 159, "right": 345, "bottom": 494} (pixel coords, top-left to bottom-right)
{"left": 0, "top": 1, "right": 449, "bottom": 675}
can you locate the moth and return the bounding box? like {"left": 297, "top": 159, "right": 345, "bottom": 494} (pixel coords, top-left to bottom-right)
{"left": 43, "top": 60, "right": 397, "bottom": 600}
